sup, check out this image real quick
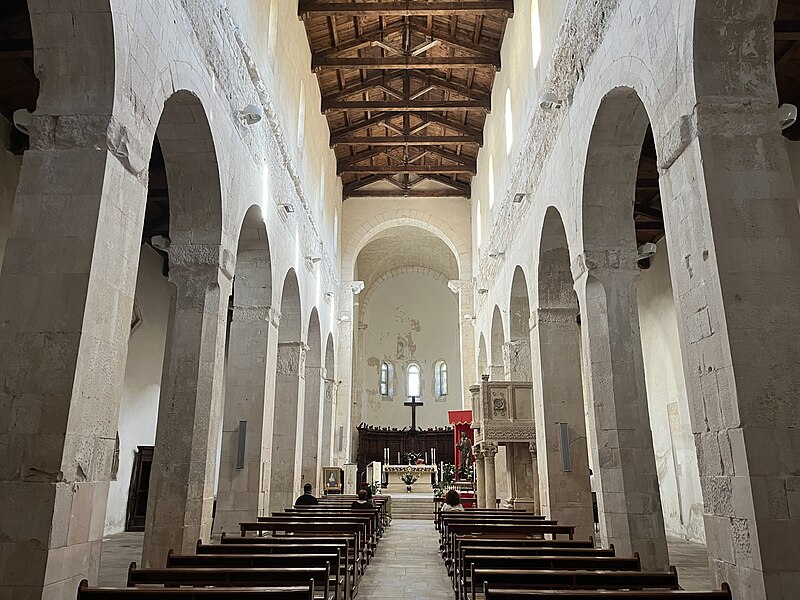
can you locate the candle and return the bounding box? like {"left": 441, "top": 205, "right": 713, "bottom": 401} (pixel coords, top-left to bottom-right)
{"left": 397, "top": 451, "right": 401, "bottom": 464}
{"left": 425, "top": 451, "right": 428, "bottom": 463}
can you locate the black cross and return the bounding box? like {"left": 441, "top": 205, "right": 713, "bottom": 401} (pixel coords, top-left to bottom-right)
{"left": 404, "top": 395, "right": 424, "bottom": 431}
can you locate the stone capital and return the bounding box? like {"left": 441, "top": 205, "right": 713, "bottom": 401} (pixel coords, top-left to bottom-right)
{"left": 528, "top": 440, "right": 537, "bottom": 457}
{"left": 447, "top": 279, "right": 474, "bottom": 296}
{"left": 231, "top": 304, "right": 277, "bottom": 324}
{"left": 570, "top": 249, "right": 639, "bottom": 284}
{"left": 483, "top": 443, "right": 498, "bottom": 458}
{"left": 168, "top": 243, "right": 235, "bottom": 281}
{"left": 530, "top": 307, "right": 577, "bottom": 330}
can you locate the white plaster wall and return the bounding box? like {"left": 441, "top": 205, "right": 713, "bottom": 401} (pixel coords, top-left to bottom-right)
{"left": 359, "top": 274, "right": 462, "bottom": 429}
{"left": 0, "top": 117, "right": 21, "bottom": 271}
{"left": 104, "top": 246, "right": 171, "bottom": 535}
{"left": 638, "top": 239, "right": 705, "bottom": 543}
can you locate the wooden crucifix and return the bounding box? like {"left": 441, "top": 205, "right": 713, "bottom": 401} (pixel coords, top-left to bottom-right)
{"left": 404, "top": 395, "right": 424, "bottom": 431}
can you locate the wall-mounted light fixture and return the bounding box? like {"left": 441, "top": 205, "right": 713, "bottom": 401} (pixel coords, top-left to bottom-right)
{"left": 237, "top": 103, "right": 263, "bottom": 126}
{"left": 513, "top": 192, "right": 527, "bottom": 204}
{"left": 539, "top": 92, "right": 564, "bottom": 113}
{"left": 477, "top": 288, "right": 489, "bottom": 295}
{"left": 306, "top": 256, "right": 322, "bottom": 264}
{"left": 487, "top": 248, "right": 505, "bottom": 259}
{"left": 277, "top": 202, "right": 295, "bottom": 214}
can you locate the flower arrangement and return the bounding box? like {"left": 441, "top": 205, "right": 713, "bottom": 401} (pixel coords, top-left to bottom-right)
{"left": 433, "top": 463, "right": 457, "bottom": 497}
{"left": 399, "top": 468, "right": 419, "bottom": 486}
{"left": 403, "top": 451, "right": 422, "bottom": 464}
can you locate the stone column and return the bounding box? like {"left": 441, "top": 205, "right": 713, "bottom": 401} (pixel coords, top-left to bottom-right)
{"left": 530, "top": 306, "right": 595, "bottom": 541}
{"left": 448, "top": 280, "right": 477, "bottom": 406}
{"left": 483, "top": 444, "right": 498, "bottom": 509}
{"left": 214, "top": 305, "right": 279, "bottom": 534}
{"left": 475, "top": 451, "right": 486, "bottom": 508}
{"left": 142, "top": 252, "right": 233, "bottom": 567}
{"left": 0, "top": 134, "right": 146, "bottom": 597}
{"left": 319, "top": 377, "right": 337, "bottom": 487}
{"left": 301, "top": 364, "right": 325, "bottom": 489}
{"left": 529, "top": 441, "right": 541, "bottom": 514}
{"left": 574, "top": 262, "right": 668, "bottom": 570}
{"left": 268, "top": 341, "right": 306, "bottom": 512}
{"left": 332, "top": 281, "right": 363, "bottom": 464}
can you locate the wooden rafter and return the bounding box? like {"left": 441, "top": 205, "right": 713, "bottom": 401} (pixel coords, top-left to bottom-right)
{"left": 331, "top": 135, "right": 482, "bottom": 146}
{"left": 313, "top": 55, "right": 500, "bottom": 70}
{"left": 299, "top": 1, "right": 514, "bottom": 18}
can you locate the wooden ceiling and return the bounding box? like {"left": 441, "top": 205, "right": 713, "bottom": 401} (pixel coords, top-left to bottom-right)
{"left": 298, "top": 1, "right": 514, "bottom": 199}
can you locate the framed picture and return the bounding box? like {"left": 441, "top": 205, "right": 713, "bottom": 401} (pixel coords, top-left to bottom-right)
{"left": 322, "top": 467, "right": 342, "bottom": 494}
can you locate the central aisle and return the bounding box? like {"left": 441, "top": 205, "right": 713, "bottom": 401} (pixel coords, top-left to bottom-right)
{"left": 358, "top": 519, "right": 453, "bottom": 599}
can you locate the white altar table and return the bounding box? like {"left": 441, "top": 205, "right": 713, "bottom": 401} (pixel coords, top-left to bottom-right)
{"left": 384, "top": 464, "right": 437, "bottom": 494}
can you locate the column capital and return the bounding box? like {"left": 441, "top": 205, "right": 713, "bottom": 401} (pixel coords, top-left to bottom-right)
{"left": 483, "top": 443, "right": 498, "bottom": 458}
{"left": 528, "top": 440, "right": 537, "bottom": 457}
{"left": 447, "top": 279, "right": 474, "bottom": 296}
{"left": 530, "top": 307, "right": 577, "bottom": 330}
{"left": 168, "top": 243, "right": 235, "bottom": 281}
{"left": 231, "top": 304, "right": 280, "bottom": 326}
{"left": 571, "top": 249, "right": 639, "bottom": 284}
{"left": 475, "top": 451, "right": 486, "bottom": 464}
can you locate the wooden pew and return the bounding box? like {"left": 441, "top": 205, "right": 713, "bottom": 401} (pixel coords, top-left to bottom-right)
{"left": 435, "top": 508, "right": 528, "bottom": 529}
{"left": 213, "top": 538, "right": 354, "bottom": 597}
{"left": 439, "top": 513, "right": 558, "bottom": 549}
{"left": 166, "top": 552, "right": 344, "bottom": 600}
{"left": 470, "top": 568, "right": 681, "bottom": 600}
{"left": 76, "top": 580, "right": 314, "bottom": 599}
{"left": 460, "top": 555, "right": 641, "bottom": 600}
{"left": 444, "top": 523, "right": 576, "bottom": 568}
{"left": 482, "top": 585, "right": 732, "bottom": 599}
{"left": 248, "top": 518, "right": 369, "bottom": 573}
{"left": 278, "top": 509, "right": 381, "bottom": 545}
{"left": 126, "top": 565, "right": 332, "bottom": 600}
{"left": 455, "top": 544, "right": 614, "bottom": 581}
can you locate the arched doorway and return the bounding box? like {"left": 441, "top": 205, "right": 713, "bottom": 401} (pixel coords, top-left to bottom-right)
{"left": 489, "top": 305, "right": 505, "bottom": 380}
{"left": 531, "top": 207, "right": 594, "bottom": 541}
{"left": 477, "top": 333, "right": 488, "bottom": 378}
{"left": 508, "top": 266, "right": 533, "bottom": 381}
{"left": 577, "top": 87, "right": 671, "bottom": 570}
{"left": 214, "top": 205, "right": 273, "bottom": 533}
{"left": 269, "top": 269, "right": 303, "bottom": 511}
{"left": 319, "top": 333, "right": 336, "bottom": 479}
{"left": 301, "top": 308, "right": 322, "bottom": 490}
{"left": 142, "top": 90, "right": 228, "bottom": 567}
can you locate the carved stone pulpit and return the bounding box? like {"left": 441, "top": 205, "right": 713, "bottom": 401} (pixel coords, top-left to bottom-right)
{"left": 470, "top": 376, "right": 538, "bottom": 512}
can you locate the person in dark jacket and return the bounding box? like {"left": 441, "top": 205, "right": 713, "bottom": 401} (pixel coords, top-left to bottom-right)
{"left": 350, "top": 489, "right": 373, "bottom": 509}
{"left": 295, "top": 483, "right": 319, "bottom": 506}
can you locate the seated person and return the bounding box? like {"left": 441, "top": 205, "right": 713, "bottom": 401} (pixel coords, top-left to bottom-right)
{"left": 295, "top": 482, "right": 319, "bottom": 506}
{"left": 350, "top": 489, "right": 374, "bottom": 509}
{"left": 441, "top": 489, "right": 465, "bottom": 512}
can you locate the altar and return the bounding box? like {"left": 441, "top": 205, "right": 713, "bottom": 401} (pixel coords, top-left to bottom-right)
{"left": 383, "top": 464, "right": 437, "bottom": 494}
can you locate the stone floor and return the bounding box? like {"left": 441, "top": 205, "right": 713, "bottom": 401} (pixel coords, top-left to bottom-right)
{"left": 98, "top": 525, "right": 712, "bottom": 595}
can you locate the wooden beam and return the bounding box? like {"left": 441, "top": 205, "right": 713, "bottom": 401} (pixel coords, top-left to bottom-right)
{"left": 342, "top": 174, "right": 394, "bottom": 192}
{"left": 775, "top": 21, "right": 800, "bottom": 41}
{"left": 408, "top": 70, "right": 491, "bottom": 101}
{"left": 421, "top": 174, "right": 472, "bottom": 193}
{"left": 344, "top": 188, "right": 469, "bottom": 199}
{"left": 323, "top": 72, "right": 405, "bottom": 102}
{"left": 408, "top": 23, "right": 500, "bottom": 57}
{"left": 337, "top": 147, "right": 391, "bottom": 167}
{"left": 425, "top": 146, "right": 477, "bottom": 166}
{"left": 299, "top": 1, "right": 514, "bottom": 18}
{"left": 323, "top": 99, "right": 490, "bottom": 112}
{"left": 329, "top": 112, "right": 401, "bottom": 140}
{"left": 331, "top": 135, "right": 482, "bottom": 146}
{"left": 313, "top": 55, "right": 500, "bottom": 70}
{"left": 636, "top": 177, "right": 660, "bottom": 190}
{"left": 410, "top": 112, "right": 484, "bottom": 137}
{"left": 635, "top": 220, "right": 665, "bottom": 231}
{"left": 634, "top": 203, "right": 663, "bottom": 220}
{"left": 316, "top": 22, "right": 407, "bottom": 57}
{"left": 340, "top": 164, "right": 476, "bottom": 175}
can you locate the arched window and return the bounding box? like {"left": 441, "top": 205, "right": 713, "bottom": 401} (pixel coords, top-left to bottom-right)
{"left": 531, "top": 0, "right": 541, "bottom": 67}
{"left": 407, "top": 363, "right": 421, "bottom": 397}
{"left": 297, "top": 81, "right": 306, "bottom": 149}
{"left": 505, "top": 88, "right": 514, "bottom": 155}
{"left": 488, "top": 153, "right": 495, "bottom": 209}
{"left": 380, "top": 361, "right": 394, "bottom": 398}
{"left": 476, "top": 197, "right": 483, "bottom": 249}
{"left": 434, "top": 360, "right": 448, "bottom": 400}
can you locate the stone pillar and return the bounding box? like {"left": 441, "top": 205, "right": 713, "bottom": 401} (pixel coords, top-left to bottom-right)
{"left": 503, "top": 340, "right": 532, "bottom": 381}
{"left": 529, "top": 441, "right": 541, "bottom": 514}
{"left": 475, "top": 451, "right": 486, "bottom": 508}
{"left": 507, "top": 442, "right": 537, "bottom": 512}
{"left": 143, "top": 253, "right": 233, "bottom": 567}
{"left": 484, "top": 444, "right": 498, "bottom": 509}
{"left": 530, "top": 306, "right": 595, "bottom": 541}
{"left": 268, "top": 341, "right": 306, "bottom": 512}
{"left": 488, "top": 364, "right": 505, "bottom": 381}
{"left": 574, "top": 263, "right": 668, "bottom": 570}
{"left": 0, "top": 137, "right": 146, "bottom": 597}
{"left": 319, "top": 377, "right": 337, "bottom": 485}
{"left": 448, "top": 279, "right": 477, "bottom": 407}
{"left": 301, "top": 364, "right": 325, "bottom": 489}
{"left": 214, "top": 306, "right": 279, "bottom": 534}
{"left": 333, "top": 281, "right": 363, "bottom": 464}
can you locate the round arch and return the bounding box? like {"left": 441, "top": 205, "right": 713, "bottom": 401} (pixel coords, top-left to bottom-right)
{"left": 477, "top": 333, "right": 488, "bottom": 378}
{"left": 301, "top": 308, "right": 323, "bottom": 488}
{"left": 343, "top": 214, "right": 469, "bottom": 279}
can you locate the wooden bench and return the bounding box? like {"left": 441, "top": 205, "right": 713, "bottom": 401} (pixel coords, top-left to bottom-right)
{"left": 461, "top": 556, "right": 641, "bottom": 600}
{"left": 165, "top": 552, "right": 344, "bottom": 600}
{"left": 444, "top": 523, "right": 576, "bottom": 568}
{"left": 213, "top": 538, "right": 353, "bottom": 594}
{"left": 470, "top": 568, "right": 680, "bottom": 600}
{"left": 482, "top": 585, "right": 732, "bottom": 599}
{"left": 248, "top": 519, "right": 369, "bottom": 574}
{"left": 126, "top": 565, "right": 332, "bottom": 600}
{"left": 77, "top": 579, "right": 313, "bottom": 599}
{"left": 439, "top": 515, "right": 559, "bottom": 551}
